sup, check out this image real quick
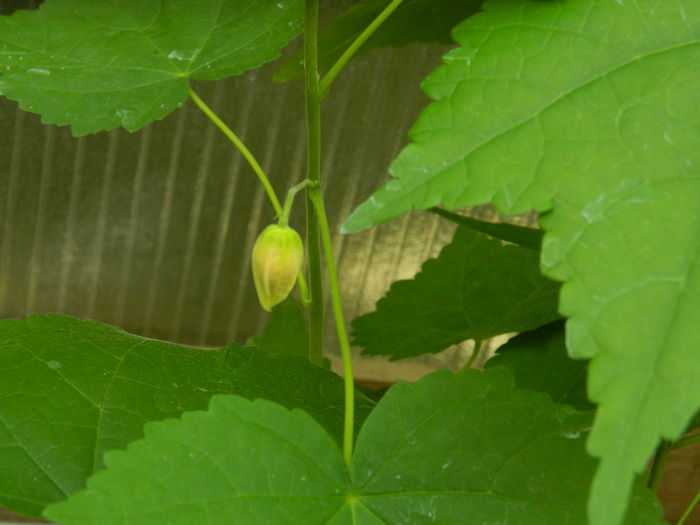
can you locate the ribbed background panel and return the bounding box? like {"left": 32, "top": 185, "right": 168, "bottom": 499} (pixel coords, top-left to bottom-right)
{"left": 0, "top": 0, "right": 521, "bottom": 380}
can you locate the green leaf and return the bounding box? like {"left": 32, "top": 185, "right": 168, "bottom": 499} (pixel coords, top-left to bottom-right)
{"left": 45, "top": 369, "right": 665, "bottom": 525}
{"left": 274, "top": 0, "right": 484, "bottom": 82}
{"left": 352, "top": 226, "right": 560, "bottom": 360}
{"left": 249, "top": 297, "right": 309, "bottom": 357}
{"left": 0, "top": 0, "right": 303, "bottom": 135}
{"left": 224, "top": 344, "right": 376, "bottom": 442}
{"left": 0, "top": 314, "right": 365, "bottom": 516}
{"left": 351, "top": 369, "right": 662, "bottom": 525}
{"left": 430, "top": 207, "right": 543, "bottom": 250}
{"left": 343, "top": 1, "right": 700, "bottom": 523}
{"left": 46, "top": 395, "right": 349, "bottom": 525}
{"left": 485, "top": 321, "right": 593, "bottom": 411}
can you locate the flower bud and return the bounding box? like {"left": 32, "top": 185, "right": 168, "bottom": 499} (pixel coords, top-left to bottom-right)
{"left": 252, "top": 224, "right": 304, "bottom": 311}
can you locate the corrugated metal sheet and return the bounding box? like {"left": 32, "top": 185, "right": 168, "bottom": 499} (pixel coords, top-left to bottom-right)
{"left": 0, "top": 0, "right": 522, "bottom": 383}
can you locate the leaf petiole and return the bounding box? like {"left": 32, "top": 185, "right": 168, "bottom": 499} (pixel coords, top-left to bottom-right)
{"left": 187, "top": 85, "right": 282, "bottom": 216}
{"left": 677, "top": 489, "right": 700, "bottom": 525}
{"left": 319, "top": 0, "right": 405, "bottom": 97}
{"left": 461, "top": 340, "right": 483, "bottom": 371}
{"left": 188, "top": 85, "right": 313, "bottom": 314}
{"left": 309, "top": 187, "right": 355, "bottom": 466}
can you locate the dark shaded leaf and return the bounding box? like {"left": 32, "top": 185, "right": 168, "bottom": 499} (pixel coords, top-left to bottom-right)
{"left": 485, "top": 321, "right": 593, "bottom": 410}
{"left": 430, "top": 207, "right": 542, "bottom": 250}
{"left": 352, "top": 226, "right": 560, "bottom": 359}
{"left": 249, "top": 297, "right": 309, "bottom": 357}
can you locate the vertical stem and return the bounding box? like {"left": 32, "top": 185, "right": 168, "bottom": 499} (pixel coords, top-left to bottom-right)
{"left": 304, "top": 0, "right": 324, "bottom": 367}
{"left": 309, "top": 188, "right": 354, "bottom": 466}
{"left": 647, "top": 439, "right": 673, "bottom": 491}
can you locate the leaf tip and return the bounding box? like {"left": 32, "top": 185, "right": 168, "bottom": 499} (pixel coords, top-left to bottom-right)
{"left": 340, "top": 209, "right": 370, "bottom": 234}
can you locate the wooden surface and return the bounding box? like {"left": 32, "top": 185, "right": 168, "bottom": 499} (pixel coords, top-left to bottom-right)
{"left": 658, "top": 435, "right": 700, "bottom": 524}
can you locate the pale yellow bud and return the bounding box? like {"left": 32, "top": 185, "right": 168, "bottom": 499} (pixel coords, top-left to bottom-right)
{"left": 252, "top": 224, "right": 304, "bottom": 311}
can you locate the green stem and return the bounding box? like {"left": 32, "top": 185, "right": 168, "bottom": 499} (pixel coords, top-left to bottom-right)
{"left": 309, "top": 187, "right": 354, "bottom": 466}
{"left": 672, "top": 432, "right": 700, "bottom": 451}
{"left": 304, "top": 0, "right": 324, "bottom": 367}
{"left": 319, "top": 0, "right": 405, "bottom": 97}
{"left": 677, "top": 489, "right": 700, "bottom": 525}
{"left": 188, "top": 85, "right": 282, "bottom": 216}
{"left": 279, "top": 179, "right": 313, "bottom": 227}
{"left": 296, "top": 271, "right": 311, "bottom": 308}
{"left": 279, "top": 180, "right": 313, "bottom": 308}
{"left": 462, "top": 340, "right": 483, "bottom": 371}
{"left": 647, "top": 440, "right": 673, "bottom": 491}
{"left": 189, "top": 85, "right": 311, "bottom": 310}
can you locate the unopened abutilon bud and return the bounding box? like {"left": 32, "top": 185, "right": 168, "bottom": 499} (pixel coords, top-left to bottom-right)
{"left": 252, "top": 224, "right": 304, "bottom": 311}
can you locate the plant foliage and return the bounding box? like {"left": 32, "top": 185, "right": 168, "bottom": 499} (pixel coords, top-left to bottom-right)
{"left": 352, "top": 226, "right": 560, "bottom": 359}
{"left": 275, "top": 0, "right": 484, "bottom": 82}
{"left": 0, "top": 0, "right": 303, "bottom": 134}
{"left": 249, "top": 298, "right": 309, "bottom": 357}
{"left": 0, "top": 315, "right": 371, "bottom": 516}
{"left": 485, "top": 321, "right": 593, "bottom": 411}
{"left": 45, "top": 369, "right": 665, "bottom": 525}
{"left": 344, "top": 1, "right": 700, "bottom": 522}
{"left": 0, "top": 0, "right": 696, "bottom": 523}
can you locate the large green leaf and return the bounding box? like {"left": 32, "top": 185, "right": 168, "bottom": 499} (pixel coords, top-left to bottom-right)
{"left": 352, "top": 226, "right": 560, "bottom": 359}
{"left": 343, "top": 1, "right": 700, "bottom": 523}
{"left": 0, "top": 0, "right": 303, "bottom": 135}
{"left": 0, "top": 314, "right": 367, "bottom": 516}
{"left": 45, "top": 369, "right": 665, "bottom": 524}
{"left": 485, "top": 321, "right": 593, "bottom": 411}
{"left": 46, "top": 395, "right": 349, "bottom": 525}
{"left": 274, "top": 0, "right": 484, "bottom": 82}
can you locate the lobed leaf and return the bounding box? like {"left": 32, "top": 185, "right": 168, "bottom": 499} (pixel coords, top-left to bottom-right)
{"left": 343, "top": 1, "right": 700, "bottom": 522}
{"left": 0, "top": 314, "right": 366, "bottom": 516}
{"left": 46, "top": 369, "right": 665, "bottom": 524}
{"left": 0, "top": 0, "right": 303, "bottom": 135}
{"left": 352, "top": 226, "right": 560, "bottom": 359}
